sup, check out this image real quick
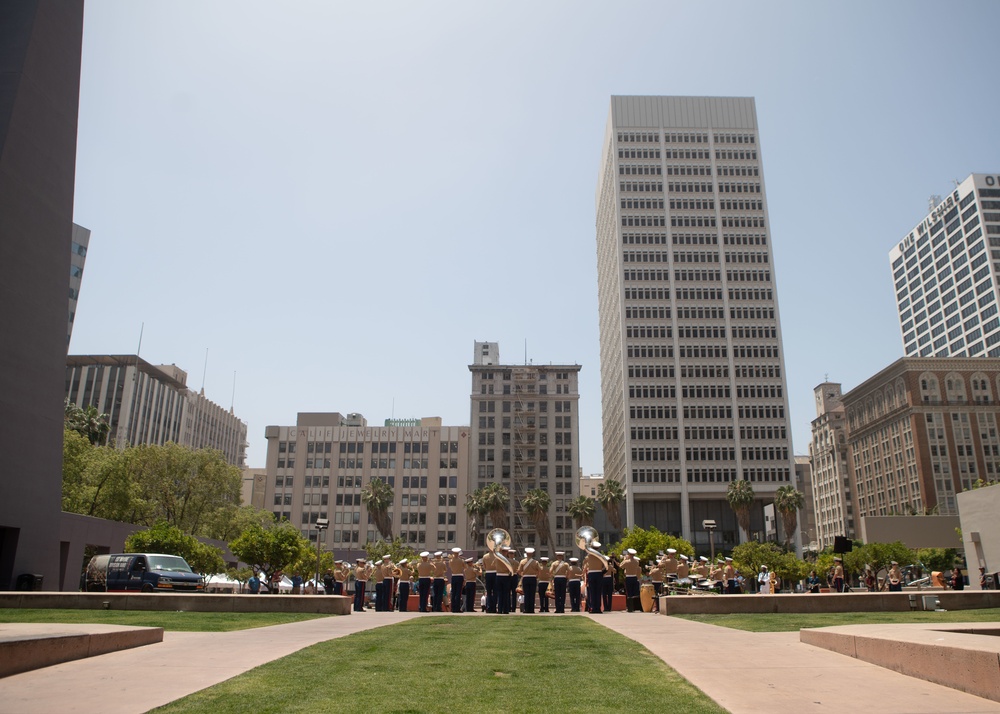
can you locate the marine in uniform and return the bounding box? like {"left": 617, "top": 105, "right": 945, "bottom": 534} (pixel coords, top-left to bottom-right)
{"left": 584, "top": 540, "right": 606, "bottom": 614}
{"left": 352, "top": 559, "right": 369, "bottom": 612}
{"left": 495, "top": 548, "right": 512, "bottom": 615}
{"left": 602, "top": 554, "right": 616, "bottom": 611}
{"left": 676, "top": 555, "right": 691, "bottom": 589}
{"left": 507, "top": 548, "right": 519, "bottom": 613}
{"left": 518, "top": 548, "right": 540, "bottom": 613}
{"left": 449, "top": 547, "right": 466, "bottom": 613}
{"left": 381, "top": 555, "right": 394, "bottom": 610}
{"left": 662, "top": 549, "right": 679, "bottom": 590}
{"left": 482, "top": 549, "right": 498, "bottom": 613}
{"left": 396, "top": 559, "right": 413, "bottom": 611}
{"left": 371, "top": 558, "right": 384, "bottom": 611}
{"left": 567, "top": 557, "right": 583, "bottom": 612}
{"left": 537, "top": 556, "right": 551, "bottom": 612}
{"left": 649, "top": 560, "right": 663, "bottom": 612}
{"left": 551, "top": 551, "right": 568, "bottom": 613}
{"left": 723, "top": 557, "right": 736, "bottom": 594}
{"left": 416, "top": 551, "right": 434, "bottom": 612}
{"left": 432, "top": 552, "right": 448, "bottom": 612}
{"left": 463, "top": 557, "right": 479, "bottom": 613}
{"left": 621, "top": 548, "right": 642, "bottom": 612}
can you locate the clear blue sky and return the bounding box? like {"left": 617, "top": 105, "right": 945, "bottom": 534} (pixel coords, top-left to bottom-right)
{"left": 70, "top": 1, "right": 1000, "bottom": 473}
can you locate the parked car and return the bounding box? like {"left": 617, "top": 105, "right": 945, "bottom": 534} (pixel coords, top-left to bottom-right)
{"left": 85, "top": 553, "right": 205, "bottom": 593}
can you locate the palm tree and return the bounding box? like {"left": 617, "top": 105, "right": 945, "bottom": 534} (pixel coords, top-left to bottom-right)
{"left": 480, "top": 482, "right": 510, "bottom": 530}
{"left": 465, "top": 489, "right": 487, "bottom": 544}
{"left": 567, "top": 495, "right": 595, "bottom": 529}
{"left": 360, "top": 477, "right": 394, "bottom": 541}
{"left": 774, "top": 485, "right": 804, "bottom": 548}
{"left": 596, "top": 479, "right": 625, "bottom": 532}
{"left": 65, "top": 401, "right": 111, "bottom": 445}
{"left": 523, "top": 488, "right": 552, "bottom": 545}
{"left": 726, "top": 479, "right": 755, "bottom": 542}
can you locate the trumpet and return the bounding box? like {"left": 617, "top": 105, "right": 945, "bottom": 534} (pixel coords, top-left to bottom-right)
{"left": 486, "top": 528, "right": 516, "bottom": 575}
{"left": 576, "top": 526, "right": 610, "bottom": 570}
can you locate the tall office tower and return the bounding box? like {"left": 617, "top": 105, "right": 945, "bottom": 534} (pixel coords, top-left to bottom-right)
{"left": 808, "top": 383, "right": 855, "bottom": 549}
{"left": 68, "top": 223, "right": 90, "bottom": 346}
{"left": 263, "top": 413, "right": 470, "bottom": 551}
{"left": 66, "top": 355, "right": 248, "bottom": 467}
{"left": 793, "top": 455, "right": 817, "bottom": 551}
{"left": 469, "top": 342, "right": 581, "bottom": 552}
{"left": 595, "top": 97, "right": 794, "bottom": 549}
{"left": 0, "top": 0, "right": 84, "bottom": 590}
{"left": 890, "top": 174, "right": 1000, "bottom": 358}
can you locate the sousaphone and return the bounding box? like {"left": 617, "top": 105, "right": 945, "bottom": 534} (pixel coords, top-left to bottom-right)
{"left": 486, "top": 527, "right": 516, "bottom": 575}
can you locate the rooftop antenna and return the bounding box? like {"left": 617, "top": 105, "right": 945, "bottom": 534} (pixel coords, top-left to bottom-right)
{"left": 230, "top": 370, "right": 236, "bottom": 413}
{"left": 200, "top": 348, "right": 208, "bottom": 395}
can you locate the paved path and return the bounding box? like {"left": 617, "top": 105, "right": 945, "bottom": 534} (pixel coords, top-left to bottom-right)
{"left": 593, "top": 612, "right": 1000, "bottom": 713}
{"left": 1, "top": 610, "right": 998, "bottom": 713}
{"left": 0, "top": 612, "right": 420, "bottom": 714}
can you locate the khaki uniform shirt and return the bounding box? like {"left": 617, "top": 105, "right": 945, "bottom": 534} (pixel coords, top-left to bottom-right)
{"left": 650, "top": 565, "right": 663, "bottom": 583}
{"left": 662, "top": 556, "right": 678, "bottom": 575}
{"left": 416, "top": 560, "right": 434, "bottom": 577}
{"left": 482, "top": 552, "right": 497, "bottom": 572}
{"left": 519, "top": 557, "right": 540, "bottom": 577}
{"left": 449, "top": 554, "right": 466, "bottom": 577}
{"left": 433, "top": 559, "right": 447, "bottom": 578}
{"left": 621, "top": 558, "right": 642, "bottom": 577}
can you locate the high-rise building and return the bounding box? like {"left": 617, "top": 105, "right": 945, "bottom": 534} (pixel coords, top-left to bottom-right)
{"left": 68, "top": 223, "right": 90, "bottom": 346}
{"left": 808, "top": 383, "right": 855, "bottom": 549}
{"left": 793, "top": 455, "right": 817, "bottom": 551}
{"left": 65, "top": 355, "right": 248, "bottom": 467}
{"left": 0, "top": 0, "right": 85, "bottom": 590}
{"left": 469, "top": 342, "right": 581, "bottom": 552}
{"left": 890, "top": 173, "right": 1000, "bottom": 358}
{"left": 595, "top": 96, "right": 794, "bottom": 549}
{"left": 262, "top": 413, "right": 470, "bottom": 551}
{"left": 841, "top": 357, "right": 1000, "bottom": 517}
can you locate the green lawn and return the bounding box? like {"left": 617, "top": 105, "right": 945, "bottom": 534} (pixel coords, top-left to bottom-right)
{"left": 153, "top": 617, "right": 725, "bottom": 714}
{"left": 675, "top": 608, "right": 1000, "bottom": 632}
{"left": 0, "top": 609, "right": 326, "bottom": 632}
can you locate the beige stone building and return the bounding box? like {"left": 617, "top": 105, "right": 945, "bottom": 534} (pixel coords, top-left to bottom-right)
{"left": 841, "top": 357, "right": 1000, "bottom": 518}
{"left": 263, "top": 413, "right": 470, "bottom": 550}
{"left": 469, "top": 342, "right": 581, "bottom": 552}
{"left": 808, "top": 382, "right": 856, "bottom": 549}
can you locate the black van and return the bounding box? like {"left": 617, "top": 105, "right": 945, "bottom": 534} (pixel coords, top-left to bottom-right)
{"left": 85, "top": 553, "right": 205, "bottom": 593}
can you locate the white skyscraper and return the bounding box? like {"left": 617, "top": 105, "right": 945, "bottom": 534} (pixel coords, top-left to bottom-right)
{"left": 890, "top": 173, "right": 1000, "bottom": 357}
{"left": 595, "top": 96, "right": 795, "bottom": 550}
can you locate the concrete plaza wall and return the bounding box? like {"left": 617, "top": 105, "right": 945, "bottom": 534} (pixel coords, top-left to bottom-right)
{"left": 0, "top": 592, "right": 352, "bottom": 615}
{"left": 660, "top": 590, "right": 1000, "bottom": 615}
{"left": 958, "top": 485, "right": 1000, "bottom": 589}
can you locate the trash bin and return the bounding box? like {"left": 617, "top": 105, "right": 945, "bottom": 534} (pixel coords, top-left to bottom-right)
{"left": 15, "top": 573, "right": 43, "bottom": 591}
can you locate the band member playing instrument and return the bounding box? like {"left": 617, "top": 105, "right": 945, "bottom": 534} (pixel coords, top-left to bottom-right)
{"left": 507, "top": 548, "right": 519, "bottom": 613}
{"left": 584, "top": 541, "right": 606, "bottom": 614}
{"left": 723, "top": 557, "right": 736, "bottom": 594}
{"left": 495, "top": 551, "right": 512, "bottom": 615}
{"left": 449, "top": 547, "right": 466, "bottom": 614}
{"left": 417, "top": 551, "right": 434, "bottom": 612}
{"left": 396, "top": 559, "right": 413, "bottom": 611}
{"left": 662, "top": 549, "right": 679, "bottom": 588}
{"left": 551, "top": 552, "right": 568, "bottom": 613}
{"left": 380, "top": 554, "right": 394, "bottom": 611}
{"left": 621, "top": 548, "right": 642, "bottom": 612}
{"left": 463, "top": 557, "right": 479, "bottom": 613}
{"left": 482, "top": 549, "right": 498, "bottom": 613}
{"left": 432, "top": 552, "right": 448, "bottom": 612}
{"left": 353, "top": 558, "right": 370, "bottom": 612}
{"left": 602, "top": 554, "right": 616, "bottom": 612}
{"left": 568, "top": 557, "right": 583, "bottom": 612}
{"left": 649, "top": 559, "right": 663, "bottom": 612}
{"left": 538, "top": 557, "right": 552, "bottom": 613}
{"left": 518, "top": 547, "right": 540, "bottom": 613}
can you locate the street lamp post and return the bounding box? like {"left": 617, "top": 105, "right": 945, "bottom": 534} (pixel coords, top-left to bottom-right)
{"left": 315, "top": 518, "right": 329, "bottom": 594}
{"left": 702, "top": 519, "right": 717, "bottom": 563}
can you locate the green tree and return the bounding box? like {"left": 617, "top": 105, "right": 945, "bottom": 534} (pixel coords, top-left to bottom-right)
{"left": 124, "top": 521, "right": 225, "bottom": 574}
{"left": 205, "top": 504, "right": 276, "bottom": 543}
{"left": 727, "top": 479, "right": 755, "bottom": 541}
{"left": 731, "top": 541, "right": 788, "bottom": 591}
{"left": 596, "top": 479, "right": 625, "bottom": 532}
{"left": 65, "top": 401, "right": 111, "bottom": 445}
{"left": 480, "top": 482, "right": 510, "bottom": 530}
{"left": 226, "top": 566, "right": 255, "bottom": 593}
{"left": 365, "top": 537, "right": 419, "bottom": 565}
{"left": 607, "top": 525, "right": 693, "bottom": 565}
{"left": 229, "top": 520, "right": 312, "bottom": 586}
{"left": 62, "top": 428, "right": 135, "bottom": 520}
{"left": 567, "top": 495, "right": 596, "bottom": 529}
{"left": 774, "top": 485, "right": 804, "bottom": 548}
{"left": 523, "top": 488, "right": 552, "bottom": 546}
{"left": 843, "top": 541, "right": 915, "bottom": 590}
{"left": 465, "top": 489, "right": 487, "bottom": 544}
{"left": 915, "top": 547, "right": 958, "bottom": 572}
{"left": 360, "top": 477, "right": 395, "bottom": 540}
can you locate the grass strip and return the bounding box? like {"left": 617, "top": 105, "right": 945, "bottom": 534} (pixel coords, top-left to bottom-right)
{"left": 153, "top": 616, "right": 724, "bottom": 714}
{"left": 675, "top": 608, "right": 1000, "bottom": 632}
{"left": 0, "top": 608, "right": 326, "bottom": 632}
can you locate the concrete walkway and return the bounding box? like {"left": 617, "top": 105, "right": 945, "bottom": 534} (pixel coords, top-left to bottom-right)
{"left": 1, "top": 611, "right": 998, "bottom": 713}
{"left": 593, "top": 612, "right": 1000, "bottom": 713}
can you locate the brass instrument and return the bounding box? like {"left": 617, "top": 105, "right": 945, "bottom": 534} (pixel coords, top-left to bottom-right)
{"left": 576, "top": 526, "right": 610, "bottom": 569}
{"left": 486, "top": 528, "right": 516, "bottom": 575}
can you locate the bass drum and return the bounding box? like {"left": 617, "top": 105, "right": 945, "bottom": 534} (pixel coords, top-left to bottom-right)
{"left": 639, "top": 583, "right": 655, "bottom": 612}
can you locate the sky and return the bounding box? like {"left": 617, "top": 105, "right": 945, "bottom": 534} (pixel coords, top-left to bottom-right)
{"left": 70, "top": 1, "right": 1000, "bottom": 473}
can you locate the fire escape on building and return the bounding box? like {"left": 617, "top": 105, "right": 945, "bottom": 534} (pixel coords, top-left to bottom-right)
{"left": 510, "top": 368, "right": 539, "bottom": 550}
